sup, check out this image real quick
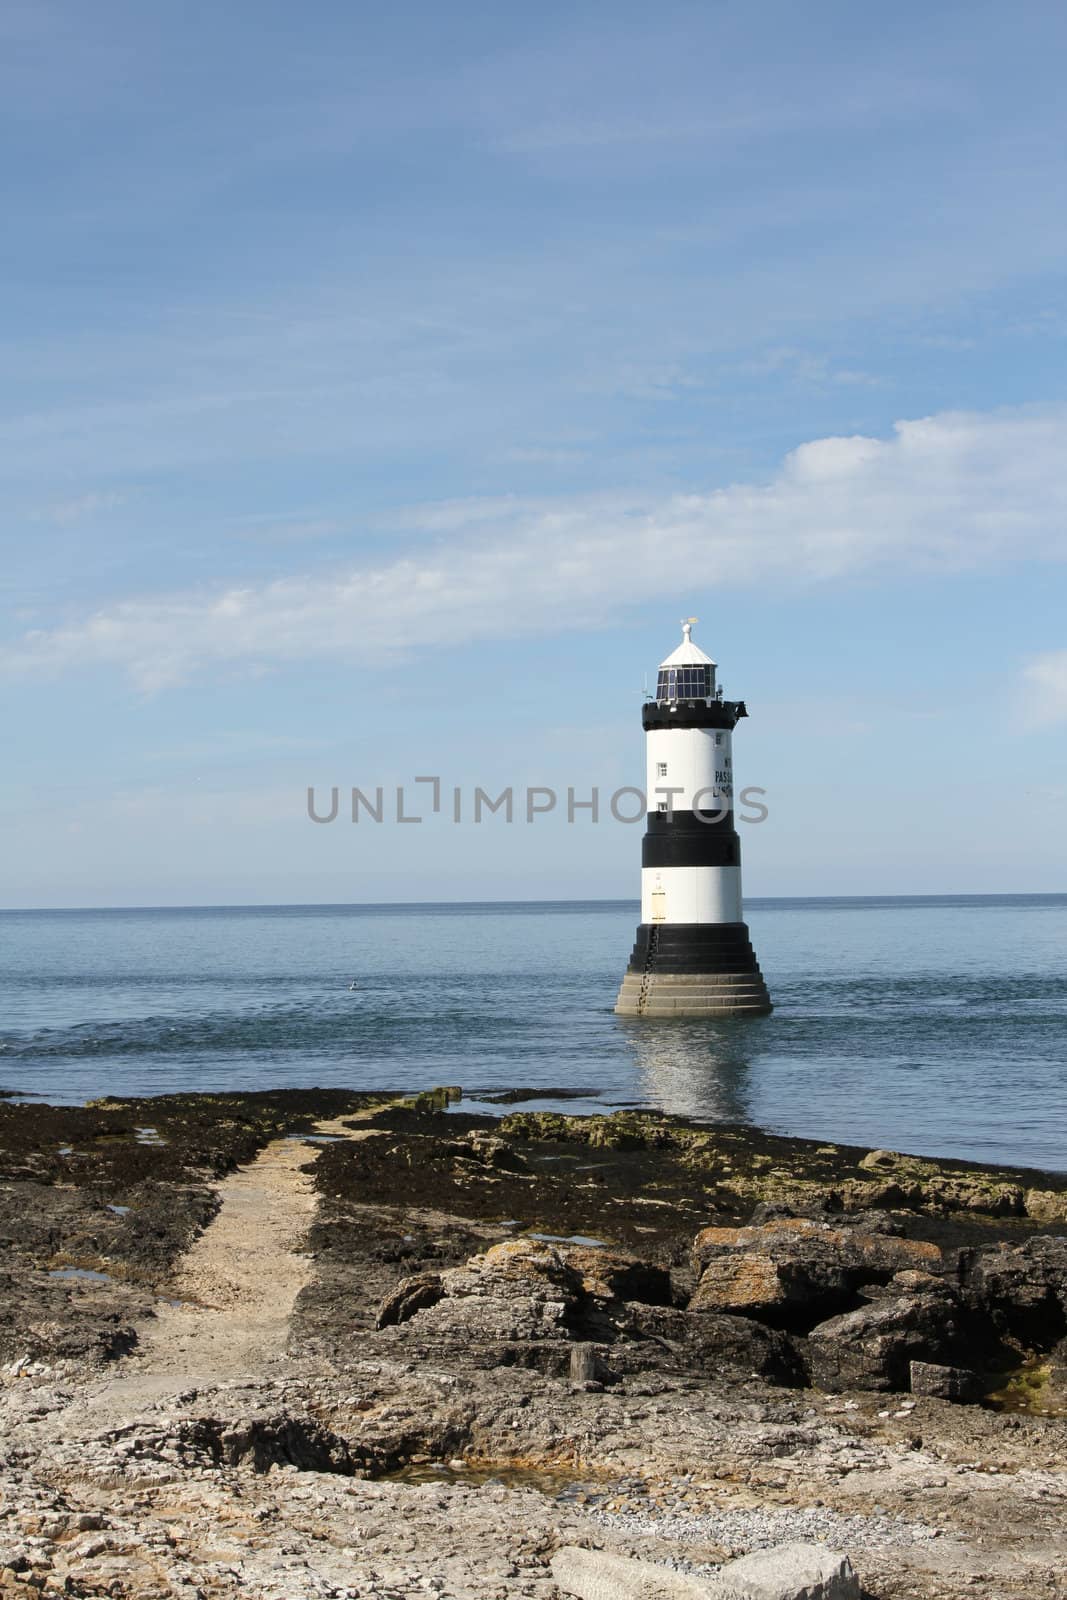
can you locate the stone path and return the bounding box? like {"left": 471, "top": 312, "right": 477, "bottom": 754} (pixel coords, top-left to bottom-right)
{"left": 129, "top": 1134, "right": 317, "bottom": 1385}
{"left": 29, "top": 1119, "right": 379, "bottom": 1430}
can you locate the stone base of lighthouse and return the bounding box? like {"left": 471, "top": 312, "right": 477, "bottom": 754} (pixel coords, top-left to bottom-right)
{"left": 614, "top": 922, "right": 772, "bottom": 1018}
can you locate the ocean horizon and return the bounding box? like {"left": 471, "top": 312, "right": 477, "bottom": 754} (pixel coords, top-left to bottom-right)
{"left": 4, "top": 892, "right": 1066, "bottom": 913}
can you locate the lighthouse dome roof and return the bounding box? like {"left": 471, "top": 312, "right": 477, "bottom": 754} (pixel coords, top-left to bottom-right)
{"left": 659, "top": 619, "right": 715, "bottom": 669}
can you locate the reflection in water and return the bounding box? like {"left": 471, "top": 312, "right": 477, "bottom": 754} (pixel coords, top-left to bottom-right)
{"left": 617, "top": 1017, "right": 766, "bottom": 1124}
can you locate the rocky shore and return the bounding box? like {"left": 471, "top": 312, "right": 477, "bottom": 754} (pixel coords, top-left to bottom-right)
{"left": 0, "top": 1089, "right": 1065, "bottom": 1599}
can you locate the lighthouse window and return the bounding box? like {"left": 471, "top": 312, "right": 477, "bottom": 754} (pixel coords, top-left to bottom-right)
{"left": 657, "top": 762, "right": 667, "bottom": 777}
{"left": 656, "top": 666, "right": 710, "bottom": 700}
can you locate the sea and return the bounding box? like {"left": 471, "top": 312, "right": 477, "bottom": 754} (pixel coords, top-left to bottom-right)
{"left": 1, "top": 896, "right": 1065, "bottom": 1173}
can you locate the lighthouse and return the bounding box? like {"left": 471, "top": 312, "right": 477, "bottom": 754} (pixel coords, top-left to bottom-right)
{"left": 614, "top": 620, "right": 772, "bottom": 1018}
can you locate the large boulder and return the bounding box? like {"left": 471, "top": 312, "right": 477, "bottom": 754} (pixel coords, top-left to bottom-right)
{"left": 689, "top": 1254, "right": 797, "bottom": 1319}
{"left": 808, "top": 1280, "right": 961, "bottom": 1392}
{"left": 374, "top": 1237, "right": 671, "bottom": 1346}
{"left": 626, "top": 1302, "right": 807, "bottom": 1387}
{"left": 551, "top": 1546, "right": 726, "bottom": 1600}
{"left": 561, "top": 1244, "right": 672, "bottom": 1307}
{"left": 717, "top": 1541, "right": 860, "bottom": 1600}
{"left": 692, "top": 1217, "right": 941, "bottom": 1281}
{"left": 959, "top": 1235, "right": 1067, "bottom": 1348}
{"left": 689, "top": 1218, "right": 941, "bottom": 1324}
{"left": 376, "top": 1238, "right": 579, "bottom": 1343}
{"left": 551, "top": 1543, "right": 860, "bottom": 1600}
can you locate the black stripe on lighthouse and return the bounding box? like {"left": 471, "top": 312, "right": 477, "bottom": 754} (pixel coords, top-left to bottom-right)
{"left": 642, "top": 817, "right": 741, "bottom": 869}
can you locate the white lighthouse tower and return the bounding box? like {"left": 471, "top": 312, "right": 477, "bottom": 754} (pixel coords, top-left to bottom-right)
{"left": 615, "top": 620, "right": 772, "bottom": 1018}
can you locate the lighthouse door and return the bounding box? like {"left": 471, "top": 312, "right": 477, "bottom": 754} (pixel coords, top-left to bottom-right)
{"left": 650, "top": 888, "right": 667, "bottom": 923}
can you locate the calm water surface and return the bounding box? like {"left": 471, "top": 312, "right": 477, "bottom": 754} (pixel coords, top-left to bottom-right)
{"left": 1, "top": 897, "right": 1065, "bottom": 1171}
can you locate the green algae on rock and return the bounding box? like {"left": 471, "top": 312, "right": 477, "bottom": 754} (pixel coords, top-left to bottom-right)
{"left": 491, "top": 1109, "right": 1067, "bottom": 1223}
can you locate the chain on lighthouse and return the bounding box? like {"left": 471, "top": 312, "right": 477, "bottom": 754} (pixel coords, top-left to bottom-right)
{"left": 615, "top": 619, "right": 773, "bottom": 1018}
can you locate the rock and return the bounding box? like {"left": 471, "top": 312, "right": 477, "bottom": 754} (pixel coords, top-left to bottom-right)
{"left": 569, "top": 1343, "right": 600, "bottom": 1383}
{"left": 689, "top": 1218, "right": 941, "bottom": 1324}
{"left": 550, "top": 1544, "right": 860, "bottom": 1600}
{"left": 828, "top": 1209, "right": 905, "bottom": 1236}
{"left": 567, "top": 1341, "right": 617, "bottom": 1386}
{"left": 888, "top": 1268, "right": 943, "bottom": 1292}
{"left": 692, "top": 1217, "right": 941, "bottom": 1281}
{"left": 375, "top": 1237, "right": 670, "bottom": 1351}
{"left": 690, "top": 1254, "right": 793, "bottom": 1318}
{"left": 929, "top": 1179, "right": 1025, "bottom": 1216}
{"left": 628, "top": 1303, "right": 806, "bottom": 1386}
{"left": 453, "top": 1236, "right": 577, "bottom": 1286}
{"left": 684, "top": 1311, "right": 808, "bottom": 1387}
{"left": 585, "top": 1115, "right": 675, "bottom": 1151}
{"left": 959, "top": 1235, "right": 1067, "bottom": 1347}
{"left": 747, "top": 1201, "right": 802, "bottom": 1225}
{"left": 837, "top": 1179, "right": 924, "bottom": 1212}
{"left": 746, "top": 1204, "right": 904, "bottom": 1237}
{"left": 909, "top": 1360, "right": 984, "bottom": 1402}
{"left": 838, "top": 1166, "right": 1025, "bottom": 1218}
{"left": 551, "top": 1545, "right": 735, "bottom": 1600}
{"left": 717, "top": 1541, "right": 860, "bottom": 1600}
{"left": 858, "top": 1150, "right": 901, "bottom": 1172}
{"left": 377, "top": 1239, "right": 577, "bottom": 1344}
{"left": 808, "top": 1287, "right": 961, "bottom": 1392}
{"left": 450, "top": 1133, "right": 529, "bottom": 1173}
{"left": 563, "top": 1245, "right": 673, "bottom": 1307}
{"left": 375, "top": 1272, "right": 444, "bottom": 1329}
{"left": 1024, "top": 1188, "right": 1067, "bottom": 1224}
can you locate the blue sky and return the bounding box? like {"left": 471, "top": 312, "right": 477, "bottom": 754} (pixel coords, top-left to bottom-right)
{"left": 2, "top": 0, "right": 1066, "bottom": 906}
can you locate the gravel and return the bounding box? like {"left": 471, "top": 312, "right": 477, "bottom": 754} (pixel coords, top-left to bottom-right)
{"left": 587, "top": 1500, "right": 944, "bottom": 1557}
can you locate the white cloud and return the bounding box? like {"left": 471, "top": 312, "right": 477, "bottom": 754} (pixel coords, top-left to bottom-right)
{"left": 1022, "top": 650, "right": 1067, "bottom": 726}
{"left": 3, "top": 406, "right": 1067, "bottom": 693}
